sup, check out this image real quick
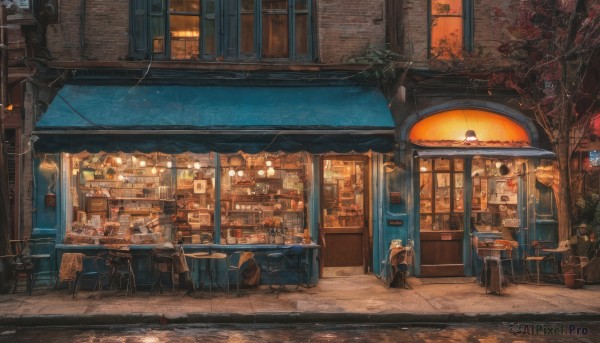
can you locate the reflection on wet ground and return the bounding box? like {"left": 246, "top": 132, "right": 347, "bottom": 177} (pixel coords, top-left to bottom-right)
{"left": 1, "top": 322, "right": 598, "bottom": 343}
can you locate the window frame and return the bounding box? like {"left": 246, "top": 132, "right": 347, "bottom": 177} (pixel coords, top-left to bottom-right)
{"left": 131, "top": 0, "right": 314, "bottom": 61}
{"left": 427, "top": 0, "right": 473, "bottom": 60}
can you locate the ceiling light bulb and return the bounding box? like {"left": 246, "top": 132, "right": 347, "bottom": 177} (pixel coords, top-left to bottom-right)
{"left": 139, "top": 160, "right": 146, "bottom": 167}
{"left": 151, "top": 166, "right": 157, "bottom": 174}
{"left": 237, "top": 170, "right": 244, "bottom": 177}
{"left": 465, "top": 130, "right": 478, "bottom": 142}
{"left": 115, "top": 157, "right": 123, "bottom": 165}
{"left": 167, "top": 161, "right": 172, "bottom": 168}
{"left": 228, "top": 169, "right": 236, "bottom": 176}
{"left": 194, "top": 162, "right": 201, "bottom": 169}
{"left": 495, "top": 162, "right": 502, "bottom": 168}
{"left": 267, "top": 167, "right": 275, "bottom": 177}
{"left": 266, "top": 160, "right": 272, "bottom": 167}
{"left": 187, "top": 163, "right": 192, "bottom": 169}
{"left": 118, "top": 174, "right": 124, "bottom": 181}
{"left": 258, "top": 169, "right": 265, "bottom": 176}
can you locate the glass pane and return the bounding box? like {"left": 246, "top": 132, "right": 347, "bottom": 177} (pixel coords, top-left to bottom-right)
{"left": 434, "top": 158, "right": 450, "bottom": 171}
{"left": 220, "top": 152, "right": 310, "bottom": 244}
{"left": 323, "top": 159, "right": 365, "bottom": 228}
{"left": 420, "top": 214, "right": 433, "bottom": 231}
{"left": 431, "top": 0, "right": 462, "bottom": 15}
{"left": 67, "top": 152, "right": 216, "bottom": 245}
{"left": 263, "top": 0, "right": 287, "bottom": 10}
{"left": 204, "top": 19, "right": 216, "bottom": 55}
{"left": 242, "top": 0, "right": 254, "bottom": 10}
{"left": 434, "top": 173, "right": 451, "bottom": 212}
{"left": 151, "top": 0, "right": 164, "bottom": 13}
{"left": 170, "top": 15, "right": 200, "bottom": 59}
{"left": 419, "top": 159, "right": 432, "bottom": 172}
{"left": 241, "top": 14, "right": 255, "bottom": 54}
{"left": 419, "top": 173, "right": 432, "bottom": 213}
{"left": 454, "top": 173, "right": 464, "bottom": 212}
{"left": 262, "top": 14, "right": 289, "bottom": 58}
{"left": 170, "top": 0, "right": 200, "bottom": 13}
{"left": 431, "top": 16, "right": 463, "bottom": 58}
{"left": 295, "top": 0, "right": 307, "bottom": 10}
{"left": 295, "top": 13, "right": 308, "bottom": 56}
{"left": 151, "top": 16, "right": 165, "bottom": 54}
{"left": 454, "top": 159, "right": 463, "bottom": 172}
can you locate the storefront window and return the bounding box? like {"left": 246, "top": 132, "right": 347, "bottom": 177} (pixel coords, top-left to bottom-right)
{"left": 322, "top": 157, "right": 366, "bottom": 228}
{"left": 471, "top": 158, "right": 519, "bottom": 232}
{"left": 219, "top": 152, "right": 310, "bottom": 245}
{"left": 420, "top": 158, "right": 464, "bottom": 231}
{"left": 66, "top": 152, "right": 215, "bottom": 245}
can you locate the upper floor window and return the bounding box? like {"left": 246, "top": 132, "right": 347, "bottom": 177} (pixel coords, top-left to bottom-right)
{"left": 429, "top": 0, "right": 472, "bottom": 59}
{"left": 131, "top": 0, "right": 313, "bottom": 61}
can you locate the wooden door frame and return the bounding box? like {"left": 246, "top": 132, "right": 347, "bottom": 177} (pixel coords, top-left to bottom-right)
{"left": 318, "top": 154, "right": 370, "bottom": 274}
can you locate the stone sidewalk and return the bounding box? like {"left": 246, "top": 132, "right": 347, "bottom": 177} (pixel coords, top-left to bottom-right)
{"left": 0, "top": 275, "right": 599, "bottom": 327}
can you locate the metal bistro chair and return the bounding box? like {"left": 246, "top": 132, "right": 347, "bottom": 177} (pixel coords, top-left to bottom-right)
{"left": 226, "top": 251, "right": 255, "bottom": 297}
{"left": 151, "top": 247, "right": 176, "bottom": 294}
{"left": 72, "top": 255, "right": 110, "bottom": 299}
{"left": 9, "top": 240, "right": 34, "bottom": 295}
{"left": 522, "top": 241, "right": 554, "bottom": 285}
{"left": 267, "top": 246, "right": 309, "bottom": 297}
{"left": 107, "top": 250, "right": 136, "bottom": 297}
{"left": 29, "top": 238, "right": 56, "bottom": 289}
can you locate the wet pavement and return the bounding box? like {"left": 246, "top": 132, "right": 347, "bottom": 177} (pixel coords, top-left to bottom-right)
{"left": 0, "top": 275, "right": 599, "bottom": 328}
{"left": 1, "top": 322, "right": 599, "bottom": 343}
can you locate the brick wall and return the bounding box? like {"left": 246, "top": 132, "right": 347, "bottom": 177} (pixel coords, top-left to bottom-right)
{"left": 402, "top": 0, "right": 519, "bottom": 63}
{"left": 46, "top": 0, "right": 129, "bottom": 60}
{"left": 318, "top": 0, "right": 386, "bottom": 64}
{"left": 42, "top": 0, "right": 518, "bottom": 64}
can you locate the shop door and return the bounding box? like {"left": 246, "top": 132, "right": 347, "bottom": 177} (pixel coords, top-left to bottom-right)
{"left": 418, "top": 158, "right": 465, "bottom": 277}
{"left": 320, "top": 156, "right": 369, "bottom": 275}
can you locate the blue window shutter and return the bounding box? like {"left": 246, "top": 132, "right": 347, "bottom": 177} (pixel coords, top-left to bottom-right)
{"left": 130, "top": 0, "right": 149, "bottom": 60}
{"left": 223, "top": 0, "right": 238, "bottom": 59}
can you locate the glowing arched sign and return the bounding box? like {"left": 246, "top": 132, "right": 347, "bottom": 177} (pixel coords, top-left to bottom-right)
{"left": 409, "top": 109, "right": 531, "bottom": 147}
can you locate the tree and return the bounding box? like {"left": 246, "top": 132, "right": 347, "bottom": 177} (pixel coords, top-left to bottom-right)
{"left": 491, "top": 0, "right": 600, "bottom": 241}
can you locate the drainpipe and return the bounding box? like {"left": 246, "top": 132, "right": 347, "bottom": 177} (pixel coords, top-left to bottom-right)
{"left": 0, "top": 4, "right": 11, "bottom": 254}
{"left": 80, "top": 0, "right": 85, "bottom": 59}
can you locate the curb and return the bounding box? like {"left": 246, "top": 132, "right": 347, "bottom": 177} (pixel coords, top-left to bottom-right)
{"left": 1, "top": 312, "right": 599, "bottom": 327}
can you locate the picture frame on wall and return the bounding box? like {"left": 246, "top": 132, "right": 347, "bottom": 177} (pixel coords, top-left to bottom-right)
{"left": 193, "top": 180, "right": 207, "bottom": 194}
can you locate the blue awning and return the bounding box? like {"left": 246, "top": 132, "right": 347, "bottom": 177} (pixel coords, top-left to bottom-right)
{"left": 34, "top": 85, "right": 395, "bottom": 154}
{"left": 415, "top": 147, "right": 555, "bottom": 159}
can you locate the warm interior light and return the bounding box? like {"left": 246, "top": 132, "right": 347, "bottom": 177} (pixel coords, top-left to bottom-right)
{"left": 194, "top": 162, "right": 201, "bottom": 170}
{"left": 115, "top": 157, "right": 123, "bottom": 165}
{"left": 267, "top": 167, "right": 275, "bottom": 177}
{"left": 258, "top": 169, "right": 265, "bottom": 176}
{"left": 139, "top": 160, "right": 147, "bottom": 167}
{"left": 167, "top": 161, "right": 173, "bottom": 168}
{"left": 266, "top": 160, "right": 272, "bottom": 167}
{"left": 118, "top": 174, "right": 124, "bottom": 181}
{"left": 228, "top": 169, "right": 236, "bottom": 176}
{"left": 465, "top": 130, "right": 478, "bottom": 142}
{"left": 151, "top": 166, "right": 157, "bottom": 174}
{"left": 5, "top": 104, "right": 13, "bottom": 111}
{"left": 237, "top": 170, "right": 244, "bottom": 177}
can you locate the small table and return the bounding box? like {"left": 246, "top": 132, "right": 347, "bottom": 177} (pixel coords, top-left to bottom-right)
{"left": 185, "top": 252, "right": 227, "bottom": 297}
{"left": 542, "top": 246, "right": 570, "bottom": 279}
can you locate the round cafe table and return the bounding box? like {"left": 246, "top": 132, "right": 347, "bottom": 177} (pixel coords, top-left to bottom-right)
{"left": 184, "top": 252, "right": 227, "bottom": 297}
